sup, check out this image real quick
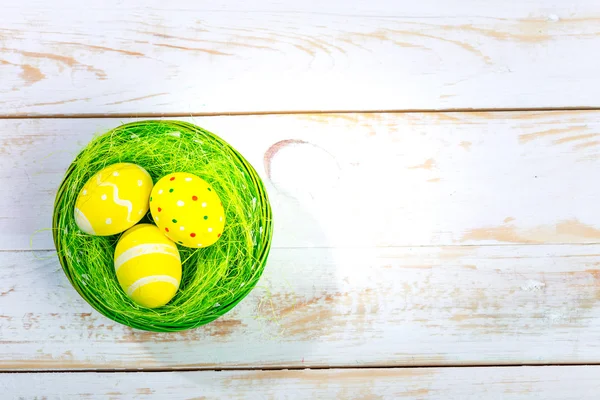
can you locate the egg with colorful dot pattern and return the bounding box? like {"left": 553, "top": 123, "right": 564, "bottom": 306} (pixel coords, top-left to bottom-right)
{"left": 150, "top": 172, "right": 225, "bottom": 248}
{"left": 115, "top": 224, "right": 182, "bottom": 308}
{"left": 74, "top": 163, "right": 153, "bottom": 236}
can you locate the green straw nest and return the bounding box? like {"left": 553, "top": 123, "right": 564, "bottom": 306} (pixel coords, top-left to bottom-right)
{"left": 53, "top": 120, "right": 273, "bottom": 332}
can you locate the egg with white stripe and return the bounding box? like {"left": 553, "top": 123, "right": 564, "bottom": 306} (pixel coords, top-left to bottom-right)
{"left": 74, "top": 163, "right": 153, "bottom": 236}
{"left": 114, "top": 224, "right": 182, "bottom": 308}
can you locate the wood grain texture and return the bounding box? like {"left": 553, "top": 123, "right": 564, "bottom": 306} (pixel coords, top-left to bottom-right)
{"left": 2, "top": 366, "right": 600, "bottom": 399}
{"left": 2, "top": 0, "right": 600, "bottom": 115}
{"left": 1, "top": 112, "right": 599, "bottom": 251}
{"left": 3, "top": 243, "right": 600, "bottom": 370}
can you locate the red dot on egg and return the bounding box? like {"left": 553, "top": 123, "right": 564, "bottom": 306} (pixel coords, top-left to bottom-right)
{"left": 192, "top": 196, "right": 198, "bottom": 201}
{"left": 158, "top": 207, "right": 162, "bottom": 212}
{"left": 170, "top": 177, "right": 175, "bottom": 181}
{"left": 218, "top": 233, "right": 221, "bottom": 237}
{"left": 165, "top": 227, "right": 169, "bottom": 232}
{"left": 190, "top": 233, "right": 196, "bottom": 238}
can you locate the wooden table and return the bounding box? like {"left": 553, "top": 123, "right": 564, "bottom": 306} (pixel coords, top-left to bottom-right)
{"left": 2, "top": 1, "right": 600, "bottom": 398}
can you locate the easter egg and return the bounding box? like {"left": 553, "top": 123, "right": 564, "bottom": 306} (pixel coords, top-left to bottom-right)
{"left": 74, "top": 163, "right": 153, "bottom": 236}
{"left": 114, "top": 224, "right": 182, "bottom": 308}
{"left": 150, "top": 172, "right": 225, "bottom": 248}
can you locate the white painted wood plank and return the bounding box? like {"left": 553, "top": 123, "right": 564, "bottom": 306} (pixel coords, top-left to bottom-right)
{"left": 2, "top": 0, "right": 600, "bottom": 115}
{"left": 1, "top": 112, "right": 599, "bottom": 251}
{"left": 2, "top": 366, "right": 600, "bottom": 399}
{"left": 2, "top": 244, "right": 600, "bottom": 369}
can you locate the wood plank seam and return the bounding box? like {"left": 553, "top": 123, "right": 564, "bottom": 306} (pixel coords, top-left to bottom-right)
{"left": 5, "top": 362, "right": 600, "bottom": 374}
{"left": 2, "top": 106, "right": 600, "bottom": 119}
{"left": 10, "top": 241, "right": 600, "bottom": 253}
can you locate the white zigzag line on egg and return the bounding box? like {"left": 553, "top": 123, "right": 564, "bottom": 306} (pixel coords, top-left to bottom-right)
{"left": 97, "top": 174, "right": 134, "bottom": 222}
{"left": 114, "top": 244, "right": 180, "bottom": 272}
{"left": 127, "top": 275, "right": 179, "bottom": 297}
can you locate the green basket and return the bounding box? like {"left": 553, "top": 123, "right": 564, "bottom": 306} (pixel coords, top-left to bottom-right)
{"left": 53, "top": 120, "right": 273, "bottom": 332}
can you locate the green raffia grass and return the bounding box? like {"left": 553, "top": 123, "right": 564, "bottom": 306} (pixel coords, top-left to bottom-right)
{"left": 52, "top": 120, "right": 273, "bottom": 332}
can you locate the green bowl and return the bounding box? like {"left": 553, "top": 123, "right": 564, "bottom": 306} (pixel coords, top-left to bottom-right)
{"left": 53, "top": 120, "right": 273, "bottom": 332}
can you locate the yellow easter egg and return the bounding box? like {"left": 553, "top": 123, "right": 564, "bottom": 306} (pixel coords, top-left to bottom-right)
{"left": 74, "top": 163, "right": 153, "bottom": 236}
{"left": 150, "top": 172, "right": 225, "bottom": 248}
{"left": 114, "top": 224, "right": 182, "bottom": 308}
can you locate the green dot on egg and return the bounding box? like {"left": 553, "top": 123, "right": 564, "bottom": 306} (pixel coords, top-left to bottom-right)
{"left": 172, "top": 219, "right": 177, "bottom": 223}
{"left": 203, "top": 216, "right": 208, "bottom": 220}
{"left": 169, "top": 188, "right": 174, "bottom": 193}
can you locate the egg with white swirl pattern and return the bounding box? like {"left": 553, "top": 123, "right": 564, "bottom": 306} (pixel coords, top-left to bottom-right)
{"left": 74, "top": 163, "right": 153, "bottom": 236}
